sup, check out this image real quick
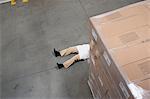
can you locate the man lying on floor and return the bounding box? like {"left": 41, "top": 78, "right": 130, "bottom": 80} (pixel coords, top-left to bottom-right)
{"left": 53, "top": 44, "right": 90, "bottom": 69}
{"left": 54, "top": 44, "right": 90, "bottom": 69}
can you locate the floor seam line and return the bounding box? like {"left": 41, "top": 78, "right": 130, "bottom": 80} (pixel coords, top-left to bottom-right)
{"left": 3, "top": 66, "right": 57, "bottom": 85}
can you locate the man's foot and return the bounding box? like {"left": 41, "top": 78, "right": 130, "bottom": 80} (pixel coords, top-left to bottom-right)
{"left": 54, "top": 48, "right": 61, "bottom": 57}
{"left": 57, "top": 63, "right": 64, "bottom": 69}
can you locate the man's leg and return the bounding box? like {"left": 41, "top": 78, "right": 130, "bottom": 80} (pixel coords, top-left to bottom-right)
{"left": 63, "top": 54, "right": 80, "bottom": 68}
{"left": 54, "top": 46, "right": 78, "bottom": 57}
{"left": 57, "top": 54, "right": 80, "bottom": 69}
{"left": 60, "top": 47, "right": 78, "bottom": 56}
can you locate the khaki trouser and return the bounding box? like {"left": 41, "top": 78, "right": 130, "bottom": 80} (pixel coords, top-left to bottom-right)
{"left": 60, "top": 47, "right": 80, "bottom": 68}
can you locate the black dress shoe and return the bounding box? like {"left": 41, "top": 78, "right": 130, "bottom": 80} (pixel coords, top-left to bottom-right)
{"left": 54, "top": 48, "right": 61, "bottom": 57}
{"left": 57, "top": 63, "right": 64, "bottom": 69}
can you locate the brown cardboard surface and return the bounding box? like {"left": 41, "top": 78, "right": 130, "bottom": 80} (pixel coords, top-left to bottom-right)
{"left": 91, "top": 5, "right": 150, "bottom": 37}
{"left": 110, "top": 42, "right": 150, "bottom": 66}
{"left": 104, "top": 25, "right": 150, "bottom": 49}
{"left": 137, "top": 79, "right": 150, "bottom": 90}
{"left": 100, "top": 14, "right": 148, "bottom": 37}
{"left": 90, "top": 1, "right": 150, "bottom": 49}
{"left": 94, "top": 4, "right": 148, "bottom": 24}
{"left": 121, "top": 58, "right": 150, "bottom": 81}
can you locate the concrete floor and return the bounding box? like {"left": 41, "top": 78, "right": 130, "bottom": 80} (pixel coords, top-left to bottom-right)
{"left": 1, "top": 0, "right": 142, "bottom": 99}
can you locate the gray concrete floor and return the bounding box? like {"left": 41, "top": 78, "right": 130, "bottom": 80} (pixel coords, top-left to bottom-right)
{"left": 1, "top": 0, "right": 142, "bottom": 99}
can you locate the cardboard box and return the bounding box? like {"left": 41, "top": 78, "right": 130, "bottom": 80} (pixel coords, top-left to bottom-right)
{"left": 137, "top": 79, "right": 150, "bottom": 90}
{"left": 88, "top": 79, "right": 98, "bottom": 99}
{"left": 88, "top": 71, "right": 104, "bottom": 99}
{"left": 103, "top": 25, "right": 150, "bottom": 49}
{"left": 89, "top": 1, "right": 150, "bottom": 99}
{"left": 121, "top": 58, "right": 150, "bottom": 82}
{"left": 111, "top": 42, "right": 150, "bottom": 66}
{"left": 96, "top": 4, "right": 148, "bottom": 24}
{"left": 90, "top": 0, "right": 150, "bottom": 49}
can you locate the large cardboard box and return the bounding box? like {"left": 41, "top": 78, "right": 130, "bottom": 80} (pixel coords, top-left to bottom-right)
{"left": 110, "top": 41, "right": 150, "bottom": 83}
{"left": 90, "top": 0, "right": 150, "bottom": 80}
{"left": 91, "top": 1, "right": 150, "bottom": 49}
{"left": 121, "top": 58, "right": 150, "bottom": 82}
{"left": 89, "top": 0, "right": 150, "bottom": 99}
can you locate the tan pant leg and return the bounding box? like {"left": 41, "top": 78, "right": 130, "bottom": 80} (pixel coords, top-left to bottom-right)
{"left": 60, "top": 47, "right": 78, "bottom": 56}
{"left": 63, "top": 54, "right": 80, "bottom": 68}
